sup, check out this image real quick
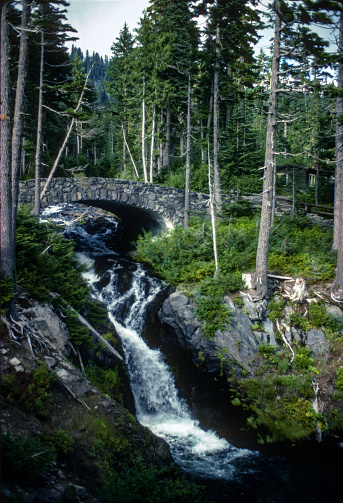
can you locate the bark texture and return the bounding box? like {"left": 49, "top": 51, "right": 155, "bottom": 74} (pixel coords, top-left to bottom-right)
{"left": 184, "top": 72, "right": 191, "bottom": 228}
{"left": 1, "top": 2, "right": 13, "bottom": 278}
{"left": 11, "top": 0, "right": 31, "bottom": 252}
{"left": 252, "top": 0, "right": 281, "bottom": 300}
{"left": 213, "top": 24, "right": 222, "bottom": 211}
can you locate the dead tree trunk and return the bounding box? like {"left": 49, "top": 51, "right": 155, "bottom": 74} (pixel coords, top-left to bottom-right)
{"left": 142, "top": 76, "right": 148, "bottom": 182}
{"left": 33, "top": 29, "right": 44, "bottom": 217}
{"left": 334, "top": 11, "right": 343, "bottom": 252}
{"left": 213, "top": 23, "right": 222, "bottom": 211}
{"left": 40, "top": 66, "right": 93, "bottom": 201}
{"left": 332, "top": 10, "right": 343, "bottom": 301}
{"left": 150, "top": 101, "right": 156, "bottom": 183}
{"left": 184, "top": 72, "right": 192, "bottom": 228}
{"left": 252, "top": 0, "right": 281, "bottom": 300}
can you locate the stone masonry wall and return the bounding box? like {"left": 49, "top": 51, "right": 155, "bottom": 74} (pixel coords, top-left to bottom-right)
{"left": 19, "top": 177, "right": 211, "bottom": 225}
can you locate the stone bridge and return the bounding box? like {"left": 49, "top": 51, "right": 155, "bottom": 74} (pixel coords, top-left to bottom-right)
{"left": 19, "top": 177, "right": 211, "bottom": 232}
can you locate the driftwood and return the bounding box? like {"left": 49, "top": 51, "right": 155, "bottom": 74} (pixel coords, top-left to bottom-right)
{"left": 276, "top": 318, "right": 295, "bottom": 364}
{"left": 50, "top": 293, "right": 123, "bottom": 361}
{"left": 58, "top": 380, "right": 91, "bottom": 410}
{"left": 74, "top": 310, "right": 123, "bottom": 361}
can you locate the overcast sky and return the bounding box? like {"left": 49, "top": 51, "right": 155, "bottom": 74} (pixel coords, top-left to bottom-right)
{"left": 64, "top": 0, "right": 336, "bottom": 61}
{"left": 65, "top": 0, "right": 150, "bottom": 57}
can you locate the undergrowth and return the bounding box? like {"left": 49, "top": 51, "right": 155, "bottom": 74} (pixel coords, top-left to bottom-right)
{"left": 15, "top": 206, "right": 90, "bottom": 310}
{"left": 135, "top": 213, "right": 336, "bottom": 290}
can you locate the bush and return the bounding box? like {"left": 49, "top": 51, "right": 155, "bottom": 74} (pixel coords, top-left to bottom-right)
{"left": 335, "top": 369, "right": 343, "bottom": 391}
{"left": 101, "top": 459, "right": 207, "bottom": 503}
{"left": 85, "top": 364, "right": 123, "bottom": 403}
{"left": 195, "top": 295, "right": 233, "bottom": 340}
{"left": 2, "top": 363, "right": 55, "bottom": 417}
{"left": 16, "top": 206, "right": 90, "bottom": 310}
{"left": 1, "top": 431, "right": 56, "bottom": 483}
{"left": 308, "top": 302, "right": 327, "bottom": 328}
{"left": 40, "top": 429, "right": 74, "bottom": 455}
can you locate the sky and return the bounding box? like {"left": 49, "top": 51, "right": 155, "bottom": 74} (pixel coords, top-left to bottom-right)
{"left": 64, "top": 0, "right": 278, "bottom": 58}
{"left": 65, "top": 0, "right": 151, "bottom": 57}
{"left": 64, "top": 0, "right": 337, "bottom": 62}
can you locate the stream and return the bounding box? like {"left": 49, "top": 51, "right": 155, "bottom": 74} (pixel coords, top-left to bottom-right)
{"left": 41, "top": 203, "right": 343, "bottom": 502}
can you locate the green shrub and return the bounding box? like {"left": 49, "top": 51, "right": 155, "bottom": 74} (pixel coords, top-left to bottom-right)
{"left": 1, "top": 431, "right": 56, "bottom": 483}
{"left": 293, "top": 347, "right": 315, "bottom": 371}
{"left": 64, "top": 306, "right": 92, "bottom": 346}
{"left": 195, "top": 295, "right": 232, "bottom": 339}
{"left": 2, "top": 363, "right": 55, "bottom": 417}
{"left": 16, "top": 206, "right": 90, "bottom": 309}
{"left": 325, "top": 312, "right": 343, "bottom": 336}
{"left": 268, "top": 297, "right": 285, "bottom": 321}
{"left": 308, "top": 302, "right": 327, "bottom": 328}
{"left": 289, "top": 312, "right": 311, "bottom": 332}
{"left": 40, "top": 429, "right": 74, "bottom": 455}
{"left": 335, "top": 369, "right": 343, "bottom": 391}
{"left": 0, "top": 274, "right": 15, "bottom": 304}
{"left": 85, "top": 364, "right": 123, "bottom": 403}
{"left": 101, "top": 459, "right": 207, "bottom": 503}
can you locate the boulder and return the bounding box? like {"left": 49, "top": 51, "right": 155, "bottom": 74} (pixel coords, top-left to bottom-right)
{"left": 29, "top": 302, "right": 69, "bottom": 355}
{"left": 159, "top": 291, "right": 260, "bottom": 377}
{"left": 242, "top": 296, "right": 268, "bottom": 322}
{"left": 303, "top": 329, "right": 329, "bottom": 361}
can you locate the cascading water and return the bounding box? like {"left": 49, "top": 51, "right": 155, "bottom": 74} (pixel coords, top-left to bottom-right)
{"left": 41, "top": 203, "right": 258, "bottom": 480}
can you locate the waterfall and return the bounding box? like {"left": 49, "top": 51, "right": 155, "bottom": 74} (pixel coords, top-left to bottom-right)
{"left": 41, "top": 203, "right": 258, "bottom": 480}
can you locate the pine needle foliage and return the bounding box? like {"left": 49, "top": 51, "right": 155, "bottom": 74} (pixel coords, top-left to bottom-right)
{"left": 135, "top": 214, "right": 336, "bottom": 290}
{"left": 16, "top": 206, "right": 90, "bottom": 310}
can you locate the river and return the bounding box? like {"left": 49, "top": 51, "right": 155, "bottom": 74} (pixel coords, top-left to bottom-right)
{"left": 41, "top": 202, "right": 343, "bottom": 503}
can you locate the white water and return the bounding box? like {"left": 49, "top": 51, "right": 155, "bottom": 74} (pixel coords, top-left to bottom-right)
{"left": 41, "top": 203, "right": 258, "bottom": 480}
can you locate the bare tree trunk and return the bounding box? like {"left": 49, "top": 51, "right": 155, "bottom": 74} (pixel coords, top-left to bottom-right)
{"left": 11, "top": 0, "right": 31, "bottom": 249}
{"left": 200, "top": 119, "right": 206, "bottom": 164}
{"left": 252, "top": 0, "right": 281, "bottom": 300}
{"left": 184, "top": 72, "right": 191, "bottom": 228}
{"left": 292, "top": 166, "right": 295, "bottom": 217}
{"left": 334, "top": 11, "right": 343, "bottom": 251}
{"left": 165, "top": 99, "right": 171, "bottom": 170}
{"left": 142, "top": 76, "right": 148, "bottom": 182}
{"left": 33, "top": 29, "right": 44, "bottom": 217}
{"left": 1, "top": 2, "right": 14, "bottom": 279}
{"left": 332, "top": 10, "right": 343, "bottom": 301}
{"left": 150, "top": 102, "right": 156, "bottom": 183}
{"left": 180, "top": 128, "right": 185, "bottom": 158}
{"left": 213, "top": 24, "right": 222, "bottom": 211}
{"left": 40, "top": 66, "right": 93, "bottom": 201}
{"left": 314, "top": 161, "right": 319, "bottom": 206}
{"left": 208, "top": 140, "right": 219, "bottom": 278}
{"left": 122, "top": 126, "right": 126, "bottom": 172}
{"left": 205, "top": 90, "right": 213, "bottom": 166}
{"left": 122, "top": 123, "right": 139, "bottom": 178}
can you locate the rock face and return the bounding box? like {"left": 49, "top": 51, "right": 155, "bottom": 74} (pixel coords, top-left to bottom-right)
{"left": 159, "top": 291, "right": 260, "bottom": 377}
{"left": 303, "top": 329, "right": 328, "bottom": 360}
{"left": 159, "top": 289, "right": 339, "bottom": 378}
{"left": 27, "top": 302, "right": 70, "bottom": 356}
